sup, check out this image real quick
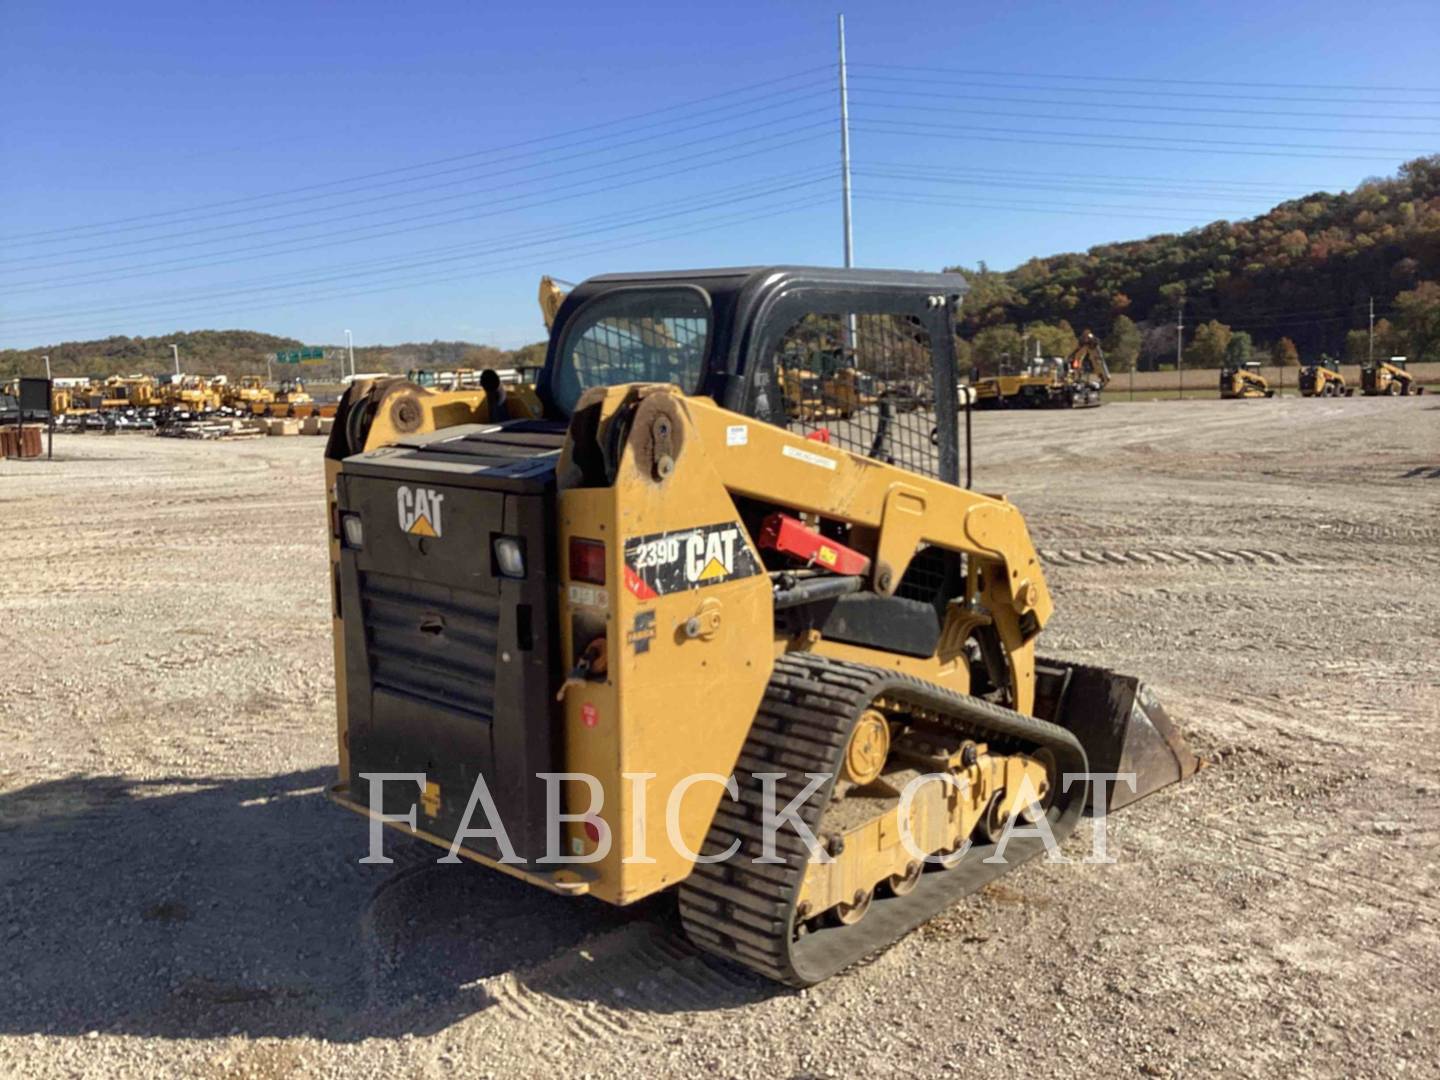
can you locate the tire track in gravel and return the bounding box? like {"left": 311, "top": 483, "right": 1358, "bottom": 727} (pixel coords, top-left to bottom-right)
{"left": 1038, "top": 547, "right": 1310, "bottom": 569}
{"left": 476, "top": 923, "right": 767, "bottom": 1045}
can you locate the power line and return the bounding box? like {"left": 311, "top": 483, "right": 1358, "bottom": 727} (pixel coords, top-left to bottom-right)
{"left": 850, "top": 121, "right": 1427, "bottom": 161}
{"left": 848, "top": 70, "right": 1440, "bottom": 106}
{"left": 855, "top": 170, "right": 1257, "bottom": 211}
{"left": 1, "top": 86, "right": 836, "bottom": 262}
{"left": 847, "top": 84, "right": 1440, "bottom": 123}
{"left": 856, "top": 166, "right": 1305, "bottom": 203}
{"left": 863, "top": 160, "right": 1313, "bottom": 191}
{"left": 853, "top": 116, "right": 1434, "bottom": 154}
{"left": 2, "top": 175, "right": 837, "bottom": 331}
{"left": 847, "top": 98, "right": 1440, "bottom": 137}
{"left": 2, "top": 108, "right": 837, "bottom": 275}
{"left": 850, "top": 63, "right": 1440, "bottom": 95}
{"left": 5, "top": 197, "right": 835, "bottom": 345}
{"left": 856, "top": 191, "right": 1231, "bottom": 224}
{"left": 0, "top": 87, "right": 837, "bottom": 261}
{"left": 5, "top": 123, "right": 835, "bottom": 292}
{"left": 0, "top": 66, "right": 832, "bottom": 244}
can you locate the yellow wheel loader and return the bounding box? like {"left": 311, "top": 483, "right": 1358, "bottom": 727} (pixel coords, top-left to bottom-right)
{"left": 323, "top": 267, "right": 1198, "bottom": 986}
{"left": 222, "top": 375, "right": 275, "bottom": 412}
{"left": 1299, "top": 359, "right": 1352, "bottom": 397}
{"left": 1220, "top": 361, "right": 1274, "bottom": 399}
{"left": 1361, "top": 357, "right": 1424, "bottom": 396}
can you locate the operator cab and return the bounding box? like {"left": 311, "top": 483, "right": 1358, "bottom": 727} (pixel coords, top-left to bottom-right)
{"left": 538, "top": 266, "right": 968, "bottom": 484}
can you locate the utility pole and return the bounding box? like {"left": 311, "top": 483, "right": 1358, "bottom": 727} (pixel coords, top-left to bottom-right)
{"left": 169, "top": 343, "right": 180, "bottom": 377}
{"left": 345, "top": 329, "right": 355, "bottom": 380}
{"left": 1175, "top": 299, "right": 1184, "bottom": 400}
{"left": 838, "top": 14, "right": 853, "bottom": 269}
{"left": 1368, "top": 296, "right": 1375, "bottom": 365}
{"left": 838, "top": 14, "right": 856, "bottom": 353}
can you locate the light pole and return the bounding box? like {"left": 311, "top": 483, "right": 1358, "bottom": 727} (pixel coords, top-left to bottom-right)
{"left": 1175, "top": 299, "right": 1184, "bottom": 400}
{"left": 345, "top": 329, "right": 355, "bottom": 380}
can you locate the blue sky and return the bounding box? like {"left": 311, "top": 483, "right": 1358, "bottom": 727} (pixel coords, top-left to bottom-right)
{"left": 2, "top": 0, "right": 1437, "bottom": 351}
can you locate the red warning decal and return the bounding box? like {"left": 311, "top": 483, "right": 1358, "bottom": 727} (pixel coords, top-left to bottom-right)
{"left": 624, "top": 566, "right": 658, "bottom": 600}
{"left": 581, "top": 702, "right": 600, "bottom": 728}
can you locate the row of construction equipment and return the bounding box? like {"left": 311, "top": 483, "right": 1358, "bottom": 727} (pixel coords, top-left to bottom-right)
{"left": 1220, "top": 356, "right": 1425, "bottom": 398}
{"left": 963, "top": 337, "right": 1424, "bottom": 407}
{"left": 0, "top": 372, "right": 332, "bottom": 431}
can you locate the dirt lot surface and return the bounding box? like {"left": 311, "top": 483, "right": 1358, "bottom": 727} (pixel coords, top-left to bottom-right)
{"left": 2, "top": 396, "right": 1437, "bottom": 1079}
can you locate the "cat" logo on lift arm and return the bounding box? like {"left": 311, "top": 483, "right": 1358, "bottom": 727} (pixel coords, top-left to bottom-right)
{"left": 397, "top": 486, "right": 444, "bottom": 538}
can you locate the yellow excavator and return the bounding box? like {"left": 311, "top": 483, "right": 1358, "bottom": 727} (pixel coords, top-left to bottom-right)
{"left": 1219, "top": 361, "right": 1275, "bottom": 399}
{"left": 973, "top": 330, "right": 1109, "bottom": 409}
{"left": 1299, "top": 359, "right": 1352, "bottom": 397}
{"left": 1361, "top": 357, "right": 1424, "bottom": 396}
{"left": 322, "top": 267, "right": 1198, "bottom": 986}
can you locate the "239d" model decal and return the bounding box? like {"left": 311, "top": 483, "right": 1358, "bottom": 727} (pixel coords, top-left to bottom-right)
{"left": 622, "top": 522, "right": 761, "bottom": 599}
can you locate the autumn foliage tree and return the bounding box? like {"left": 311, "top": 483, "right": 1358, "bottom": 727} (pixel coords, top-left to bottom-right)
{"left": 1104, "top": 314, "right": 1141, "bottom": 373}
{"left": 1185, "top": 320, "right": 1233, "bottom": 369}
{"left": 1394, "top": 282, "right": 1440, "bottom": 362}
{"left": 1271, "top": 337, "right": 1301, "bottom": 367}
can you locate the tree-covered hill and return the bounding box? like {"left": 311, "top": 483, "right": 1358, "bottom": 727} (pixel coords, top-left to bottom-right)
{"left": 950, "top": 155, "right": 1440, "bottom": 372}
{"left": 0, "top": 330, "right": 545, "bottom": 382}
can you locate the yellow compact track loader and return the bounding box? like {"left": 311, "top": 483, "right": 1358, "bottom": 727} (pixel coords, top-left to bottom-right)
{"left": 1361, "top": 357, "right": 1424, "bottom": 396}
{"left": 323, "top": 267, "right": 1198, "bottom": 986}
{"left": 1220, "top": 361, "right": 1274, "bottom": 399}
{"left": 1299, "top": 359, "right": 1351, "bottom": 397}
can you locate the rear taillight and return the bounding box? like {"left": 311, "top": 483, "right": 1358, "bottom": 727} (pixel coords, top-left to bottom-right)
{"left": 569, "top": 537, "right": 606, "bottom": 584}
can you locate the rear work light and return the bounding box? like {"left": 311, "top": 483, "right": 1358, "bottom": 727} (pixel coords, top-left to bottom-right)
{"left": 569, "top": 537, "right": 606, "bottom": 584}
{"left": 491, "top": 535, "right": 526, "bottom": 579}
{"left": 340, "top": 512, "right": 364, "bottom": 550}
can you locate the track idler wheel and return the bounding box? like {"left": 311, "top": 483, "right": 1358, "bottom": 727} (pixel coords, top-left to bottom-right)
{"left": 832, "top": 888, "right": 874, "bottom": 925}
{"left": 887, "top": 860, "right": 923, "bottom": 897}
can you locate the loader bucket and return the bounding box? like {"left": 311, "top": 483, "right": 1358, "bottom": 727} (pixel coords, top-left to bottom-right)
{"left": 1036, "top": 659, "right": 1202, "bottom": 811}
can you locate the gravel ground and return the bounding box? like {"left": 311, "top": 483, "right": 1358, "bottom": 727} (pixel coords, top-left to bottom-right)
{"left": 1, "top": 396, "right": 1436, "bottom": 1079}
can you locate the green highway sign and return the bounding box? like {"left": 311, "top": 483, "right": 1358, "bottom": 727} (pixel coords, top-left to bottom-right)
{"left": 276, "top": 347, "right": 325, "bottom": 364}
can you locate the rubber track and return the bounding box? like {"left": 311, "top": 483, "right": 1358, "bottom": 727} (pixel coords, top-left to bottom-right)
{"left": 678, "top": 653, "right": 1089, "bottom": 986}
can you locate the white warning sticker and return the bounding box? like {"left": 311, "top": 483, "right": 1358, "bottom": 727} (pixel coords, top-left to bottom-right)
{"left": 567, "top": 584, "right": 609, "bottom": 609}
{"left": 726, "top": 424, "right": 748, "bottom": 447}
{"left": 782, "top": 444, "right": 837, "bottom": 470}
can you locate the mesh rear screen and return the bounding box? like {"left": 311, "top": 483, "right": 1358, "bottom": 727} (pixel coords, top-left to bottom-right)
{"left": 772, "top": 312, "right": 940, "bottom": 480}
